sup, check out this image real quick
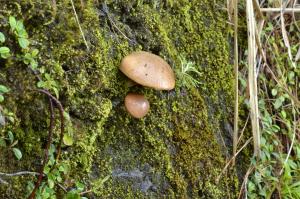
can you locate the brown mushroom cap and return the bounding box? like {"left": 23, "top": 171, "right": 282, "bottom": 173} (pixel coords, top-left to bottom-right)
{"left": 125, "top": 93, "right": 150, "bottom": 119}
{"left": 120, "top": 51, "right": 175, "bottom": 90}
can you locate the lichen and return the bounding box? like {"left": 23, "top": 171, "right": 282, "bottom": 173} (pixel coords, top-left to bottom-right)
{"left": 0, "top": 0, "right": 238, "bottom": 198}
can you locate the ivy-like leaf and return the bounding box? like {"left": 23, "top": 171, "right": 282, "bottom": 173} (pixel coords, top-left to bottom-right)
{"left": 31, "top": 49, "right": 39, "bottom": 57}
{"left": 0, "top": 52, "right": 10, "bottom": 59}
{"left": 30, "top": 60, "right": 38, "bottom": 70}
{"left": 274, "top": 98, "right": 283, "bottom": 109}
{"left": 37, "top": 81, "right": 45, "bottom": 88}
{"left": 18, "top": 37, "right": 29, "bottom": 49}
{"left": 12, "top": 148, "right": 22, "bottom": 160}
{"left": 0, "top": 32, "right": 5, "bottom": 43}
{"left": 0, "top": 85, "right": 9, "bottom": 93}
{"left": 17, "top": 28, "right": 28, "bottom": 38}
{"left": 9, "top": 16, "right": 17, "bottom": 31}
{"left": 0, "top": 47, "right": 10, "bottom": 54}
{"left": 8, "top": 131, "right": 14, "bottom": 143}
{"left": 15, "top": 20, "right": 25, "bottom": 33}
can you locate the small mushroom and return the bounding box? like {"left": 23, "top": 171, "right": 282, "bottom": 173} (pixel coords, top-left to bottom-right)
{"left": 120, "top": 51, "right": 175, "bottom": 90}
{"left": 125, "top": 93, "right": 150, "bottom": 118}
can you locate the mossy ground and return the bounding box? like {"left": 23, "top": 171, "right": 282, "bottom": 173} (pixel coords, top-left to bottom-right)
{"left": 0, "top": 0, "right": 238, "bottom": 198}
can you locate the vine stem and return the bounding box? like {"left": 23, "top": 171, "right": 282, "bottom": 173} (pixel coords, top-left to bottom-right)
{"left": 36, "top": 89, "right": 65, "bottom": 162}
{"left": 28, "top": 99, "right": 55, "bottom": 199}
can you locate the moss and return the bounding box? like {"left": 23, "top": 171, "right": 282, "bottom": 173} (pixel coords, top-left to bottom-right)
{"left": 0, "top": 0, "right": 239, "bottom": 198}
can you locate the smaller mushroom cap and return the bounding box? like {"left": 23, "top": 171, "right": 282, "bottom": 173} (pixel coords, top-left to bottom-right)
{"left": 120, "top": 51, "right": 175, "bottom": 90}
{"left": 125, "top": 93, "right": 150, "bottom": 119}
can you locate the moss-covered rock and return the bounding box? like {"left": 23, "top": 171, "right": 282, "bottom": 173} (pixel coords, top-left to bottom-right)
{"left": 0, "top": 0, "right": 238, "bottom": 198}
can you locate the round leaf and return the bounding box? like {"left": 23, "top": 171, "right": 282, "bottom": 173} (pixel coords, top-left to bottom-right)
{"left": 0, "top": 47, "right": 10, "bottom": 54}
{"left": 0, "top": 85, "right": 9, "bottom": 93}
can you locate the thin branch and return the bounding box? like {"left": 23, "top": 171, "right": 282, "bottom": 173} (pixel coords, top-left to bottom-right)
{"left": 0, "top": 171, "right": 40, "bottom": 177}
{"left": 80, "top": 189, "right": 93, "bottom": 195}
{"left": 252, "top": 0, "right": 264, "bottom": 20}
{"left": 238, "top": 166, "right": 255, "bottom": 199}
{"left": 57, "top": 183, "right": 68, "bottom": 192}
{"left": 216, "top": 137, "right": 253, "bottom": 183}
{"left": 70, "top": 0, "right": 89, "bottom": 51}
{"left": 101, "top": 2, "right": 132, "bottom": 42}
{"left": 0, "top": 171, "right": 40, "bottom": 185}
{"left": 237, "top": 114, "right": 250, "bottom": 146}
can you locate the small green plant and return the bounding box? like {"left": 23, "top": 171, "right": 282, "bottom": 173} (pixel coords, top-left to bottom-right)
{"left": 0, "top": 31, "right": 11, "bottom": 103}
{"left": 8, "top": 16, "right": 60, "bottom": 98}
{"left": 26, "top": 144, "right": 87, "bottom": 199}
{"left": 0, "top": 31, "right": 11, "bottom": 59}
{"left": 9, "top": 16, "right": 30, "bottom": 49}
{"left": 0, "top": 131, "right": 22, "bottom": 160}
{"left": 175, "top": 56, "right": 202, "bottom": 89}
{"left": 0, "top": 85, "right": 9, "bottom": 103}
{"left": 9, "top": 16, "right": 38, "bottom": 70}
{"left": 246, "top": 21, "right": 300, "bottom": 198}
{"left": 37, "top": 73, "right": 60, "bottom": 98}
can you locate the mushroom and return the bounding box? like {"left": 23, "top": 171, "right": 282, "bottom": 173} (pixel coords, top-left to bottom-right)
{"left": 125, "top": 93, "right": 150, "bottom": 118}
{"left": 120, "top": 51, "right": 175, "bottom": 90}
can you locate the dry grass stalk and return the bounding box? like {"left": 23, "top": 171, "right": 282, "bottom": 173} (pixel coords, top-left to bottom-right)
{"left": 252, "top": 0, "right": 264, "bottom": 20}
{"left": 295, "top": 47, "right": 300, "bottom": 61}
{"left": 260, "top": 8, "right": 300, "bottom": 12}
{"left": 238, "top": 166, "right": 255, "bottom": 199}
{"left": 227, "top": 0, "right": 234, "bottom": 22}
{"left": 280, "top": 0, "right": 296, "bottom": 68}
{"left": 246, "top": 0, "right": 261, "bottom": 158}
{"left": 233, "top": 0, "right": 239, "bottom": 166}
